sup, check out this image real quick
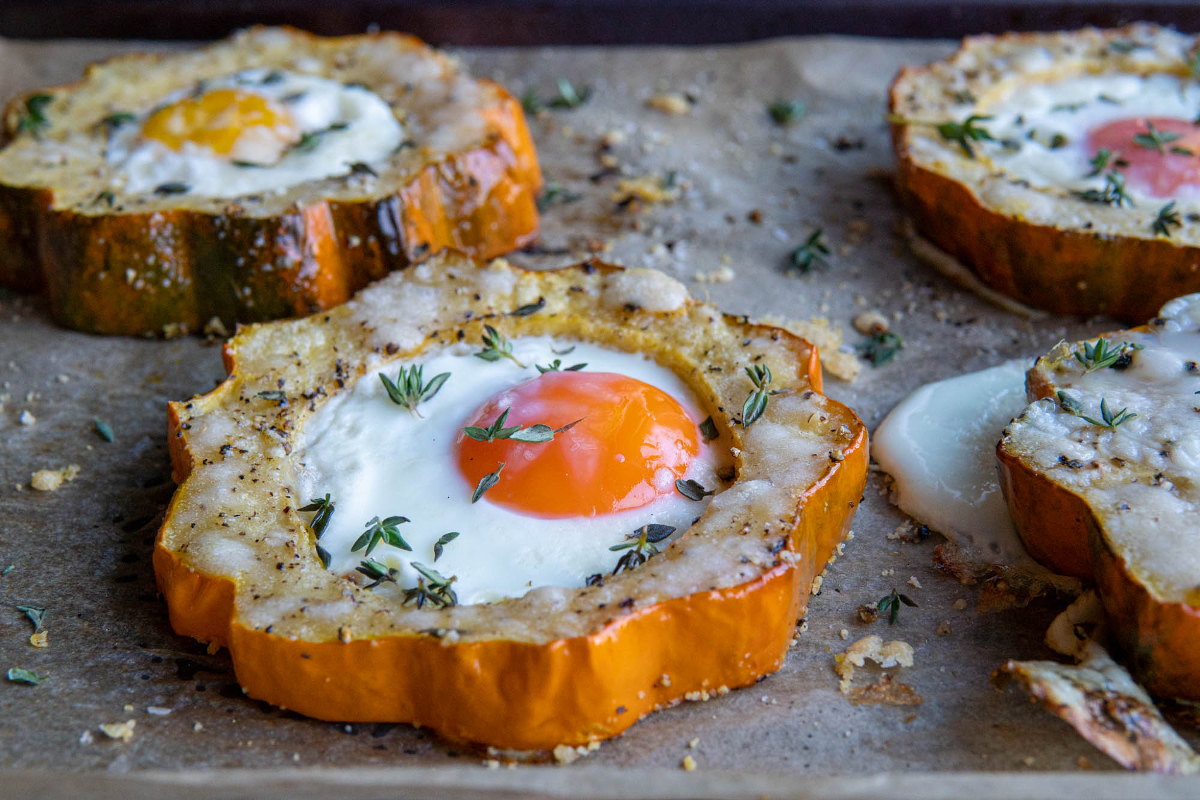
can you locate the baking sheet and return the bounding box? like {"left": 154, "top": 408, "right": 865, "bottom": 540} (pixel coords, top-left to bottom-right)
{"left": 1, "top": 34, "right": 1197, "bottom": 795}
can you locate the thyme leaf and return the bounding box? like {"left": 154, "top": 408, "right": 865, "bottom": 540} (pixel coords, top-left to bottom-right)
{"left": 1072, "top": 171, "right": 1133, "bottom": 207}
{"left": 475, "top": 324, "right": 526, "bottom": 368}
{"left": 1074, "top": 338, "right": 1140, "bottom": 373}
{"left": 356, "top": 558, "right": 399, "bottom": 589}
{"left": 15, "top": 604, "right": 45, "bottom": 632}
{"left": 856, "top": 331, "right": 904, "bottom": 367}
{"left": 675, "top": 478, "right": 714, "bottom": 501}
{"left": 100, "top": 111, "right": 136, "bottom": 134}
{"left": 299, "top": 493, "right": 335, "bottom": 539}
{"left": 404, "top": 562, "right": 458, "bottom": 608}
{"left": 1153, "top": 201, "right": 1183, "bottom": 238}
{"left": 289, "top": 122, "right": 349, "bottom": 155}
{"left": 511, "top": 297, "right": 546, "bottom": 316}
{"left": 788, "top": 228, "right": 830, "bottom": 274}
{"left": 1085, "top": 148, "right": 1128, "bottom": 177}
{"left": 767, "top": 100, "right": 806, "bottom": 125}
{"left": 537, "top": 182, "right": 581, "bottom": 211}
{"left": 742, "top": 364, "right": 772, "bottom": 429}
{"left": 472, "top": 462, "right": 505, "bottom": 503}
{"left": 699, "top": 415, "right": 719, "bottom": 442}
{"left": 609, "top": 525, "right": 675, "bottom": 574}
{"left": 1133, "top": 120, "right": 1181, "bottom": 153}
{"left": 16, "top": 94, "right": 53, "bottom": 137}
{"left": 94, "top": 418, "right": 114, "bottom": 443}
{"left": 536, "top": 359, "right": 587, "bottom": 373}
{"left": 352, "top": 515, "right": 412, "bottom": 556}
{"left": 877, "top": 588, "right": 917, "bottom": 625}
{"left": 936, "top": 114, "right": 994, "bottom": 158}
{"left": 379, "top": 364, "right": 450, "bottom": 417}
{"left": 7, "top": 667, "right": 44, "bottom": 685}
{"left": 548, "top": 77, "right": 590, "bottom": 109}
{"left": 154, "top": 182, "right": 190, "bottom": 196}
{"left": 433, "top": 531, "right": 459, "bottom": 562}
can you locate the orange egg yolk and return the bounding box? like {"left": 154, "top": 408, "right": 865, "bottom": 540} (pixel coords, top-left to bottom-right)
{"left": 1087, "top": 116, "right": 1200, "bottom": 198}
{"left": 455, "top": 371, "right": 701, "bottom": 518}
{"left": 141, "top": 89, "right": 300, "bottom": 158}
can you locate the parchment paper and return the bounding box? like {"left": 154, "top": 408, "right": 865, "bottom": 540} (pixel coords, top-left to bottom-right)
{"left": 1, "top": 34, "right": 1197, "bottom": 796}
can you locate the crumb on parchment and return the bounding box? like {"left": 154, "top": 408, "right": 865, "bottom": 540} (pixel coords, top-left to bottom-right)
{"left": 99, "top": 720, "right": 136, "bottom": 742}
{"left": 31, "top": 464, "right": 80, "bottom": 492}
{"left": 834, "top": 634, "right": 914, "bottom": 694}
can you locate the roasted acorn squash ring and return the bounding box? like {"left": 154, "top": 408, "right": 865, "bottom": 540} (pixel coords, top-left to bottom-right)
{"left": 0, "top": 27, "right": 541, "bottom": 336}
{"left": 998, "top": 294, "right": 1200, "bottom": 700}
{"left": 155, "top": 252, "right": 868, "bottom": 751}
{"left": 890, "top": 24, "right": 1200, "bottom": 322}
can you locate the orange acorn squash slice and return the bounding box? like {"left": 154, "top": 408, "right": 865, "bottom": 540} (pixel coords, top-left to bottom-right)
{"left": 0, "top": 27, "right": 541, "bottom": 336}
{"left": 890, "top": 24, "right": 1200, "bottom": 322}
{"left": 998, "top": 293, "right": 1200, "bottom": 699}
{"left": 155, "top": 252, "right": 867, "bottom": 751}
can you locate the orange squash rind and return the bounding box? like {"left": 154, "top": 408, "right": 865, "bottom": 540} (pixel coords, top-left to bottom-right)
{"left": 890, "top": 24, "right": 1200, "bottom": 322}
{"left": 0, "top": 27, "right": 541, "bottom": 336}
{"left": 998, "top": 293, "right": 1200, "bottom": 699}
{"left": 155, "top": 252, "right": 868, "bottom": 751}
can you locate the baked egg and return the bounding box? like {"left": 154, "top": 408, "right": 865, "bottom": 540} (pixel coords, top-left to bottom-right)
{"left": 106, "top": 68, "right": 404, "bottom": 198}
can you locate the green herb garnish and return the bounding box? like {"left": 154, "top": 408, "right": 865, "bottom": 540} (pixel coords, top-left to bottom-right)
{"left": 1074, "top": 338, "right": 1140, "bottom": 373}
{"left": 353, "top": 515, "right": 412, "bottom": 556}
{"left": 16, "top": 94, "right": 52, "bottom": 136}
{"left": 856, "top": 331, "right": 904, "bottom": 367}
{"left": 1072, "top": 171, "right": 1133, "bottom": 207}
{"left": 290, "top": 122, "right": 349, "bottom": 155}
{"left": 100, "top": 111, "right": 136, "bottom": 133}
{"left": 1078, "top": 396, "right": 1137, "bottom": 429}
{"left": 356, "top": 559, "right": 399, "bottom": 589}
{"left": 94, "top": 418, "right": 114, "bottom": 443}
{"left": 15, "top": 605, "right": 45, "bottom": 632}
{"left": 877, "top": 588, "right": 917, "bottom": 625}
{"left": 379, "top": 364, "right": 450, "bottom": 417}
{"left": 742, "top": 364, "right": 772, "bottom": 429}
{"left": 1133, "top": 120, "right": 1181, "bottom": 153}
{"left": 699, "top": 415, "right": 718, "bottom": 442}
{"left": 348, "top": 162, "right": 377, "bottom": 177}
{"left": 788, "top": 228, "right": 830, "bottom": 274}
{"left": 433, "top": 532, "right": 459, "bottom": 562}
{"left": 6, "top": 667, "right": 44, "bottom": 685}
{"left": 767, "top": 101, "right": 806, "bottom": 125}
{"left": 1109, "top": 39, "right": 1149, "bottom": 54}
{"left": 93, "top": 190, "right": 115, "bottom": 207}
{"left": 1153, "top": 201, "right": 1183, "bottom": 238}
{"left": 255, "top": 390, "right": 287, "bottom": 405}
{"left": 1086, "top": 148, "right": 1128, "bottom": 177}
{"left": 936, "top": 114, "right": 994, "bottom": 158}
{"left": 153, "top": 182, "right": 190, "bottom": 196}
{"left": 462, "top": 407, "right": 581, "bottom": 443}
{"left": 299, "top": 494, "right": 335, "bottom": 539}
{"left": 476, "top": 324, "right": 526, "bottom": 368}
{"left": 536, "top": 359, "right": 586, "bottom": 373}
{"left": 537, "top": 182, "right": 581, "bottom": 211}
{"left": 472, "top": 462, "right": 505, "bottom": 503}
{"left": 511, "top": 297, "right": 546, "bottom": 317}
{"left": 548, "top": 77, "right": 590, "bottom": 109}
{"left": 675, "top": 478, "right": 714, "bottom": 501}
{"left": 610, "top": 524, "right": 675, "bottom": 574}
{"left": 403, "top": 562, "right": 458, "bottom": 608}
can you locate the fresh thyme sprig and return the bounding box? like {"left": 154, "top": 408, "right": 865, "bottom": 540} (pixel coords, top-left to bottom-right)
{"left": 462, "top": 407, "right": 582, "bottom": 443}
{"left": 935, "top": 114, "right": 994, "bottom": 158}
{"left": 1072, "top": 171, "right": 1133, "bottom": 207}
{"left": 788, "top": 228, "right": 830, "bottom": 274}
{"left": 537, "top": 181, "right": 581, "bottom": 211}
{"left": 1153, "top": 201, "right": 1183, "bottom": 238}
{"left": 6, "top": 667, "right": 44, "bottom": 686}
{"left": 472, "top": 462, "right": 505, "bottom": 503}
{"left": 353, "top": 515, "right": 412, "bottom": 556}
{"left": 94, "top": 418, "right": 115, "bottom": 443}
{"left": 742, "top": 364, "right": 772, "bottom": 429}
{"left": 15, "top": 605, "right": 45, "bottom": 632}
{"left": 403, "top": 562, "right": 458, "bottom": 608}
{"left": 522, "top": 78, "right": 591, "bottom": 113}
{"left": 379, "top": 364, "right": 450, "bottom": 417}
{"left": 536, "top": 359, "right": 587, "bottom": 373}
{"left": 609, "top": 524, "right": 676, "bottom": 575}
{"left": 1057, "top": 391, "right": 1138, "bottom": 429}
{"left": 433, "top": 532, "right": 459, "bottom": 562}
{"left": 476, "top": 324, "right": 526, "bottom": 368}
{"left": 675, "top": 478, "right": 714, "bottom": 501}
{"left": 767, "top": 100, "right": 806, "bottom": 125}
{"left": 856, "top": 331, "right": 904, "bottom": 367}
{"left": 299, "top": 493, "right": 335, "bottom": 568}
{"left": 289, "top": 121, "right": 349, "bottom": 155}
{"left": 1074, "top": 338, "right": 1141, "bottom": 372}
{"left": 356, "top": 558, "right": 399, "bottom": 589}
{"left": 16, "top": 94, "right": 52, "bottom": 137}
{"left": 877, "top": 588, "right": 917, "bottom": 625}
{"left": 1085, "top": 148, "right": 1128, "bottom": 177}
{"left": 1133, "top": 120, "right": 1181, "bottom": 153}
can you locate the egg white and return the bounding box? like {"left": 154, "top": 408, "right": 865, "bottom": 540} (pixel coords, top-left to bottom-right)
{"left": 981, "top": 73, "right": 1200, "bottom": 204}
{"left": 106, "top": 68, "right": 405, "bottom": 199}
{"left": 296, "top": 337, "right": 725, "bottom": 605}
{"left": 872, "top": 359, "right": 1032, "bottom": 567}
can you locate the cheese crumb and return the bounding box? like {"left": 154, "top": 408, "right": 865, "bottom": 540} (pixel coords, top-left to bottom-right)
{"left": 833, "top": 634, "right": 915, "bottom": 694}
{"left": 681, "top": 754, "right": 697, "bottom": 772}
{"left": 688, "top": 737, "right": 700, "bottom": 748}
{"left": 693, "top": 266, "right": 736, "bottom": 284}
{"left": 193, "top": 722, "right": 203, "bottom": 732}
{"left": 30, "top": 631, "right": 48, "bottom": 648}
{"left": 30, "top": 464, "right": 80, "bottom": 492}
{"left": 646, "top": 92, "right": 691, "bottom": 115}
{"left": 810, "top": 575, "right": 823, "bottom": 595}
{"left": 953, "top": 598, "right": 968, "bottom": 611}
{"left": 908, "top": 576, "right": 923, "bottom": 590}
{"left": 99, "top": 720, "right": 136, "bottom": 742}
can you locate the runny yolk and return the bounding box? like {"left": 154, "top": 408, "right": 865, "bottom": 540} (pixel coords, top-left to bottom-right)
{"left": 1086, "top": 116, "right": 1200, "bottom": 198}
{"left": 455, "top": 371, "right": 701, "bottom": 518}
{"left": 141, "top": 89, "right": 300, "bottom": 158}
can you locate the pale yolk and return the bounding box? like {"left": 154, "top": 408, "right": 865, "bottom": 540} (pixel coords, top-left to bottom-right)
{"left": 455, "top": 371, "right": 701, "bottom": 518}
{"left": 1087, "top": 116, "right": 1200, "bottom": 198}
{"left": 141, "top": 89, "right": 300, "bottom": 159}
